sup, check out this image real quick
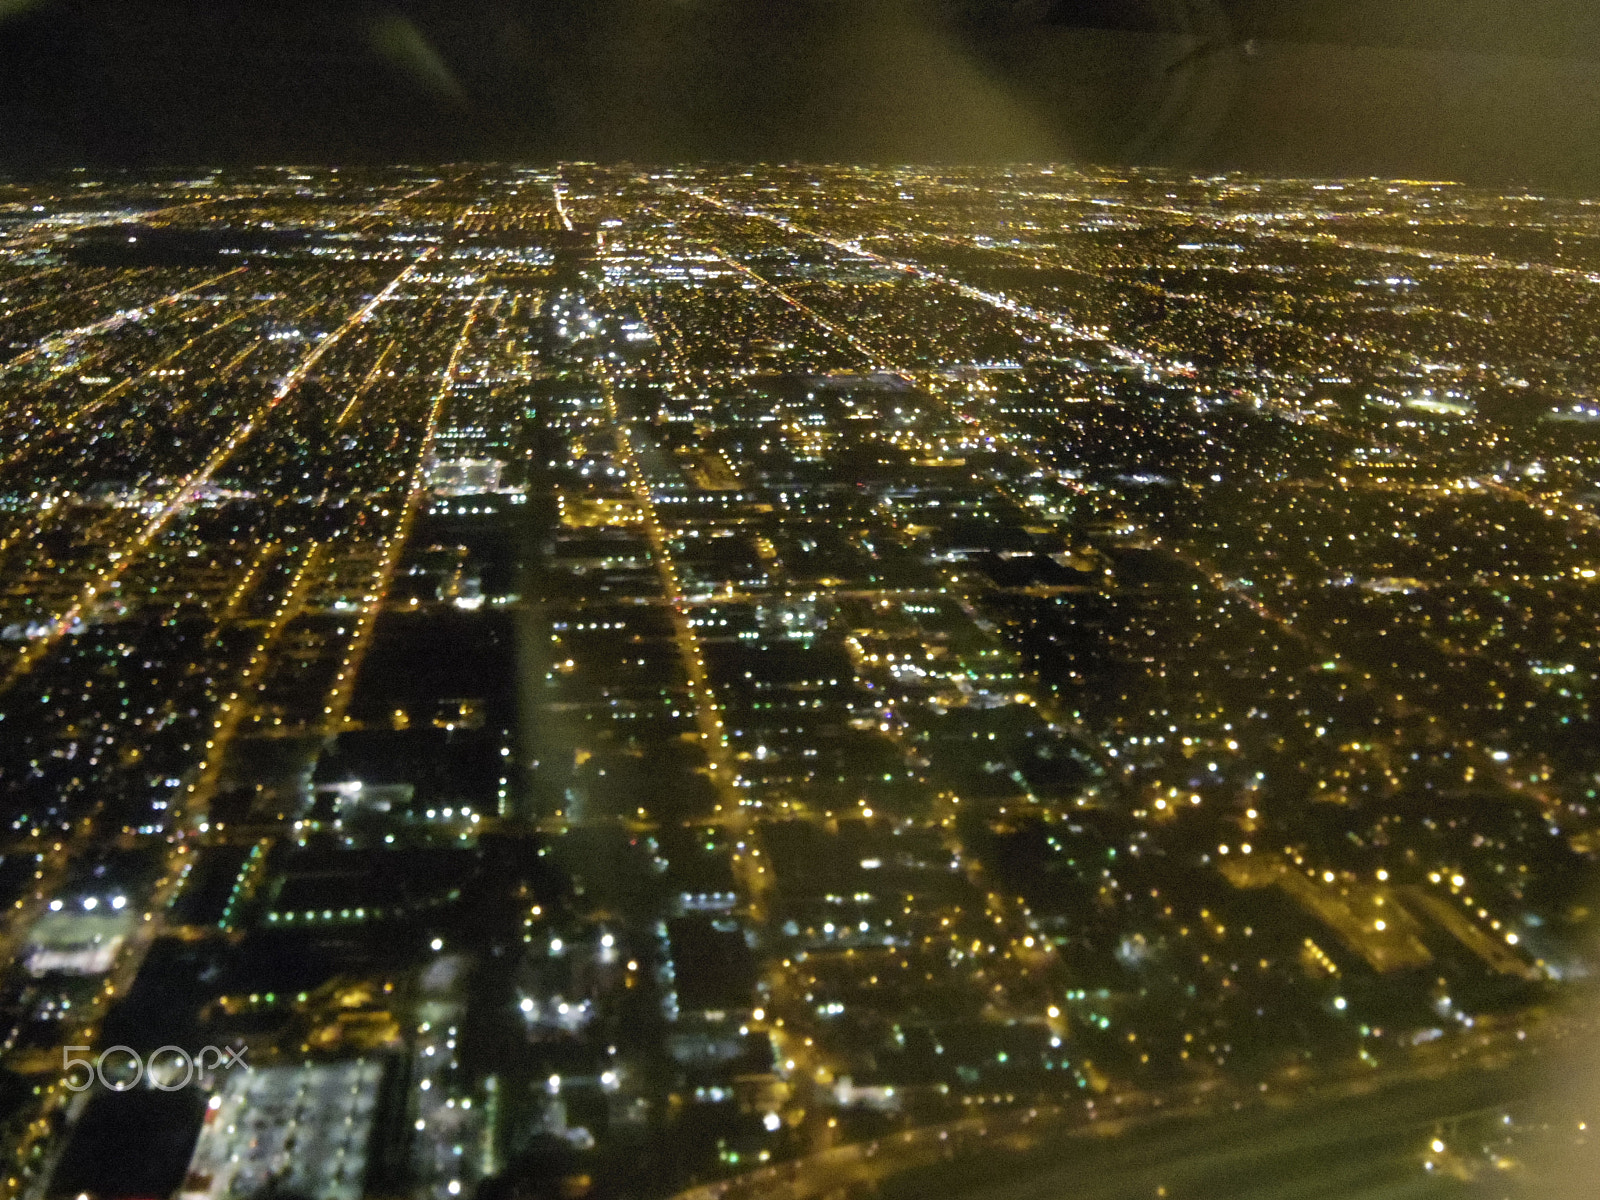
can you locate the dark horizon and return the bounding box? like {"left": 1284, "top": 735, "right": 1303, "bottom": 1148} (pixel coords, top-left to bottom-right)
{"left": 4, "top": 0, "right": 1600, "bottom": 191}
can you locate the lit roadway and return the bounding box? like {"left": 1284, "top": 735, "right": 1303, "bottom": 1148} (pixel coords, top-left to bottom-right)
{"left": 670, "top": 1011, "right": 1568, "bottom": 1200}
{"left": 667, "top": 184, "right": 1129, "bottom": 360}
{"left": 181, "top": 540, "right": 326, "bottom": 819}
{"left": 939, "top": 1060, "right": 1548, "bottom": 1200}
{"left": 595, "top": 369, "right": 754, "bottom": 842}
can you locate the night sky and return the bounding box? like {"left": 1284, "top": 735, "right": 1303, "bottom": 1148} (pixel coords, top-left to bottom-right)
{"left": 3, "top": 0, "right": 1600, "bottom": 186}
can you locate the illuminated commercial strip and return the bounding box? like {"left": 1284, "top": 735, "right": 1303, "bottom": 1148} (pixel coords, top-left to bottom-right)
{"left": 583, "top": 356, "right": 784, "bottom": 928}
{"left": 551, "top": 181, "right": 575, "bottom": 231}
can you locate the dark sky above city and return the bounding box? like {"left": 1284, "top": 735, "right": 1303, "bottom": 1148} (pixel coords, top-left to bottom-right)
{"left": 2, "top": 0, "right": 1600, "bottom": 186}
